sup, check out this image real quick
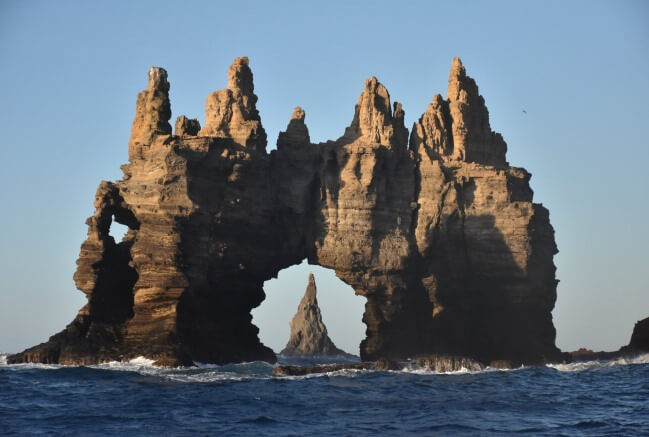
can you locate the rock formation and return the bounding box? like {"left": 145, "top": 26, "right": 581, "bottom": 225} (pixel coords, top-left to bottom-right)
{"left": 569, "top": 316, "right": 649, "bottom": 362}
{"left": 628, "top": 317, "right": 649, "bottom": 353}
{"left": 280, "top": 273, "right": 350, "bottom": 356}
{"left": 9, "top": 56, "right": 563, "bottom": 367}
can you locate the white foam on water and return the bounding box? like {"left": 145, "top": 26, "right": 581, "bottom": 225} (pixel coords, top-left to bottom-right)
{"left": 275, "top": 367, "right": 370, "bottom": 380}
{"left": 164, "top": 370, "right": 252, "bottom": 383}
{"left": 547, "top": 353, "right": 649, "bottom": 372}
{"left": 4, "top": 352, "right": 648, "bottom": 381}
{"left": 276, "top": 354, "right": 361, "bottom": 365}
{"left": 90, "top": 356, "right": 162, "bottom": 375}
{"left": 397, "top": 366, "right": 489, "bottom": 376}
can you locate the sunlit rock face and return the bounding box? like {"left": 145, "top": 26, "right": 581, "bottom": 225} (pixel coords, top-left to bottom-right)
{"left": 9, "top": 57, "right": 562, "bottom": 366}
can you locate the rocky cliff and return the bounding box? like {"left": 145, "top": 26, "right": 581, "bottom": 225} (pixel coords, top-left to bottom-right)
{"left": 9, "top": 56, "right": 563, "bottom": 367}
{"left": 280, "top": 273, "right": 349, "bottom": 356}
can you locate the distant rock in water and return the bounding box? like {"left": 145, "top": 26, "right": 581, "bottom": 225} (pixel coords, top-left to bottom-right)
{"left": 569, "top": 316, "right": 649, "bottom": 362}
{"left": 280, "top": 274, "right": 351, "bottom": 356}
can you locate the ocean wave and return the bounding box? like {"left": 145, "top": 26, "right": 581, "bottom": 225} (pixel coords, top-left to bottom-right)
{"left": 548, "top": 353, "right": 649, "bottom": 372}
{"left": 398, "top": 366, "right": 490, "bottom": 376}
{"left": 3, "top": 353, "right": 649, "bottom": 381}
{"left": 91, "top": 356, "right": 157, "bottom": 370}
{"left": 275, "top": 367, "right": 372, "bottom": 380}
{"left": 276, "top": 354, "right": 361, "bottom": 366}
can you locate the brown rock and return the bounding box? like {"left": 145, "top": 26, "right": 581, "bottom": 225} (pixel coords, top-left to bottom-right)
{"left": 199, "top": 57, "right": 267, "bottom": 151}
{"left": 446, "top": 57, "right": 507, "bottom": 167}
{"left": 568, "top": 348, "right": 618, "bottom": 362}
{"left": 175, "top": 115, "right": 201, "bottom": 136}
{"left": 9, "top": 57, "right": 563, "bottom": 367}
{"left": 411, "top": 354, "right": 484, "bottom": 372}
{"left": 340, "top": 76, "right": 408, "bottom": 147}
{"left": 280, "top": 273, "right": 350, "bottom": 356}
{"left": 128, "top": 67, "right": 172, "bottom": 161}
{"left": 277, "top": 107, "right": 310, "bottom": 149}
{"left": 374, "top": 358, "right": 401, "bottom": 371}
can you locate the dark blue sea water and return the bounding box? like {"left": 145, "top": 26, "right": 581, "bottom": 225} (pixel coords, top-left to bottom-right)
{"left": 1, "top": 353, "right": 648, "bottom": 436}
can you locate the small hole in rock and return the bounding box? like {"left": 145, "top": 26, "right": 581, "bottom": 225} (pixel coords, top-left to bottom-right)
{"left": 109, "top": 215, "right": 129, "bottom": 242}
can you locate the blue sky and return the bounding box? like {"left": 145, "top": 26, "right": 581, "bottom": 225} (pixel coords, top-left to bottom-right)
{"left": 0, "top": 0, "right": 647, "bottom": 354}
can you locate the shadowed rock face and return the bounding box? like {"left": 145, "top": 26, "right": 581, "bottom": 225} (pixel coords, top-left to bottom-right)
{"left": 280, "top": 273, "right": 348, "bottom": 356}
{"left": 9, "top": 57, "right": 563, "bottom": 366}
{"left": 628, "top": 317, "right": 649, "bottom": 353}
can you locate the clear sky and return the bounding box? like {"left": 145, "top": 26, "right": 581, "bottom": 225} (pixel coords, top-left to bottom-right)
{"left": 0, "top": 0, "right": 647, "bottom": 355}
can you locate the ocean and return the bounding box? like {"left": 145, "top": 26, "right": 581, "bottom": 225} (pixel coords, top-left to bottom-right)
{"left": 1, "top": 353, "right": 648, "bottom": 436}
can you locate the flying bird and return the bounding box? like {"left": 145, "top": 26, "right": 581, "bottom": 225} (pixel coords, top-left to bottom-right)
{"left": 522, "top": 109, "right": 527, "bottom": 114}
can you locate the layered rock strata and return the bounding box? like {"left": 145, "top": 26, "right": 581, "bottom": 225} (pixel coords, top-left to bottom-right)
{"left": 280, "top": 273, "right": 349, "bottom": 356}
{"left": 9, "top": 56, "right": 562, "bottom": 366}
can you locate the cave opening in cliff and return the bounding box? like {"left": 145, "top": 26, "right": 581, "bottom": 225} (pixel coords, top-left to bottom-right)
{"left": 252, "top": 259, "right": 366, "bottom": 357}
{"left": 109, "top": 215, "right": 129, "bottom": 242}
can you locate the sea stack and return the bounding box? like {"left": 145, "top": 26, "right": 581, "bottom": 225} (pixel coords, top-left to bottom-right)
{"left": 9, "top": 57, "right": 564, "bottom": 367}
{"left": 280, "top": 274, "right": 349, "bottom": 356}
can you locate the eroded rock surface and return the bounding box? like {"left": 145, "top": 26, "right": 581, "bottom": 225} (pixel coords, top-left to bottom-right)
{"left": 280, "top": 273, "right": 349, "bottom": 356}
{"left": 9, "top": 57, "right": 562, "bottom": 367}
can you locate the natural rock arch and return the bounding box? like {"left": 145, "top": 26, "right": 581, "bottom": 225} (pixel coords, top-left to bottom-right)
{"left": 9, "top": 57, "right": 562, "bottom": 367}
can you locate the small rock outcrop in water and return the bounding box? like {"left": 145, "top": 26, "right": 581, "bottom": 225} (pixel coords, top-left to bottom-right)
{"left": 9, "top": 57, "right": 564, "bottom": 367}
{"left": 280, "top": 273, "right": 349, "bottom": 356}
{"left": 569, "top": 316, "right": 649, "bottom": 362}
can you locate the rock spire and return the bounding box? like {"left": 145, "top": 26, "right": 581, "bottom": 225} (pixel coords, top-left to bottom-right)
{"left": 277, "top": 107, "right": 310, "bottom": 149}
{"left": 199, "top": 56, "right": 267, "bottom": 151}
{"left": 280, "top": 273, "right": 349, "bottom": 356}
{"left": 341, "top": 76, "right": 408, "bottom": 148}
{"left": 128, "top": 67, "right": 172, "bottom": 161}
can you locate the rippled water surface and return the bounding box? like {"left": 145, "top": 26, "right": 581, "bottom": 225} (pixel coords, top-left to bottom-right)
{"left": 1, "top": 353, "right": 648, "bottom": 435}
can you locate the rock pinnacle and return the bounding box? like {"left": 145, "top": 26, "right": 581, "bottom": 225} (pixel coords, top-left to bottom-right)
{"left": 280, "top": 273, "right": 349, "bottom": 356}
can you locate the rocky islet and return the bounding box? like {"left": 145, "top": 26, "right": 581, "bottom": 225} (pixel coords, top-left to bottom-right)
{"left": 11, "top": 56, "right": 639, "bottom": 368}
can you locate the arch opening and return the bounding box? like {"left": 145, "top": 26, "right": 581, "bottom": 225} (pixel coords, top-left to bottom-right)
{"left": 252, "top": 259, "right": 366, "bottom": 357}
{"left": 108, "top": 215, "right": 129, "bottom": 242}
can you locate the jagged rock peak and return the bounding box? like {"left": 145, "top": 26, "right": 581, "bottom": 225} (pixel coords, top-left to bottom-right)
{"left": 409, "top": 92, "right": 455, "bottom": 159}
{"left": 277, "top": 106, "right": 310, "bottom": 148}
{"left": 199, "top": 57, "right": 267, "bottom": 152}
{"left": 291, "top": 106, "right": 306, "bottom": 121}
{"left": 280, "top": 273, "right": 348, "bottom": 356}
{"left": 342, "top": 76, "right": 408, "bottom": 148}
{"left": 147, "top": 66, "right": 170, "bottom": 93}
{"left": 304, "top": 272, "right": 316, "bottom": 300}
{"left": 175, "top": 115, "right": 201, "bottom": 136}
{"left": 227, "top": 56, "right": 254, "bottom": 96}
{"left": 128, "top": 66, "right": 172, "bottom": 161}
{"left": 445, "top": 56, "right": 507, "bottom": 167}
